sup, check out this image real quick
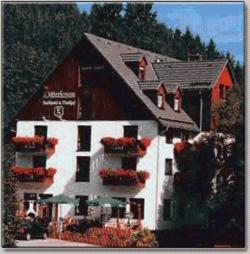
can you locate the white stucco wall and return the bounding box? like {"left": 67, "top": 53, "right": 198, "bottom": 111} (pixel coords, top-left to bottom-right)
{"left": 156, "top": 134, "right": 197, "bottom": 230}
{"left": 16, "top": 120, "right": 165, "bottom": 230}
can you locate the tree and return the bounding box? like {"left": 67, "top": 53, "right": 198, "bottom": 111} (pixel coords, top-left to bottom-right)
{"left": 89, "top": 3, "right": 123, "bottom": 41}
{"left": 3, "top": 4, "right": 89, "bottom": 126}
{"left": 123, "top": 3, "right": 160, "bottom": 52}
{"left": 3, "top": 3, "right": 90, "bottom": 245}
{"left": 206, "top": 39, "right": 220, "bottom": 60}
{"left": 2, "top": 144, "right": 20, "bottom": 247}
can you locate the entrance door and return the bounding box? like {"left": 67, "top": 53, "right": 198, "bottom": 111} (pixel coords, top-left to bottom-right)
{"left": 39, "top": 194, "right": 53, "bottom": 221}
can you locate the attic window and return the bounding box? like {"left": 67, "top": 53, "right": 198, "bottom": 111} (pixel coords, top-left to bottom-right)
{"left": 174, "top": 98, "right": 180, "bottom": 111}
{"left": 139, "top": 66, "right": 145, "bottom": 80}
{"left": 157, "top": 94, "right": 164, "bottom": 109}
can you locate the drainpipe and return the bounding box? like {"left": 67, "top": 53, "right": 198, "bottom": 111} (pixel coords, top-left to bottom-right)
{"left": 199, "top": 90, "right": 203, "bottom": 131}
{"left": 155, "top": 129, "right": 161, "bottom": 230}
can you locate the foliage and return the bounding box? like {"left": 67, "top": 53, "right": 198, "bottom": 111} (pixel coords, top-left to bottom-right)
{"left": 130, "top": 228, "right": 158, "bottom": 247}
{"left": 2, "top": 144, "right": 19, "bottom": 247}
{"left": 173, "top": 131, "right": 244, "bottom": 239}
{"left": 3, "top": 2, "right": 244, "bottom": 246}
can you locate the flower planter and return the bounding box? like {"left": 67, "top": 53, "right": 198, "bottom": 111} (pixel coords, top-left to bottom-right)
{"left": 100, "top": 168, "right": 149, "bottom": 188}
{"left": 12, "top": 136, "right": 58, "bottom": 156}
{"left": 10, "top": 166, "right": 56, "bottom": 185}
{"left": 101, "top": 137, "right": 151, "bottom": 157}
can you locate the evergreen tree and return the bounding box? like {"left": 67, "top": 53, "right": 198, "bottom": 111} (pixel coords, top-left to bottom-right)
{"left": 123, "top": 3, "right": 160, "bottom": 52}
{"left": 89, "top": 3, "right": 123, "bottom": 41}
{"left": 206, "top": 38, "right": 220, "bottom": 60}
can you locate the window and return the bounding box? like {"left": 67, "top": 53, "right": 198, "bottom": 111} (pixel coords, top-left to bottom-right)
{"left": 33, "top": 156, "right": 46, "bottom": 168}
{"left": 129, "top": 198, "right": 144, "bottom": 219}
{"left": 122, "top": 158, "right": 137, "bottom": 170}
{"left": 163, "top": 199, "right": 171, "bottom": 220}
{"left": 124, "top": 126, "right": 138, "bottom": 138}
{"left": 157, "top": 94, "right": 164, "bottom": 108}
{"left": 139, "top": 66, "right": 145, "bottom": 80}
{"left": 111, "top": 197, "right": 126, "bottom": 218}
{"left": 219, "top": 84, "right": 224, "bottom": 99}
{"left": 165, "top": 159, "right": 172, "bottom": 175}
{"left": 39, "top": 194, "right": 53, "bottom": 219}
{"left": 75, "top": 196, "right": 88, "bottom": 216}
{"left": 76, "top": 157, "right": 90, "bottom": 182}
{"left": 166, "top": 131, "right": 173, "bottom": 144}
{"left": 174, "top": 98, "right": 180, "bottom": 111}
{"left": 77, "top": 126, "right": 91, "bottom": 151}
{"left": 35, "top": 126, "right": 47, "bottom": 138}
{"left": 24, "top": 193, "right": 37, "bottom": 212}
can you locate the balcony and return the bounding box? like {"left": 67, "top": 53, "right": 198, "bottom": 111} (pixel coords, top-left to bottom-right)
{"left": 10, "top": 166, "right": 56, "bottom": 186}
{"left": 100, "top": 137, "right": 151, "bottom": 157}
{"left": 99, "top": 168, "right": 150, "bottom": 188}
{"left": 11, "top": 136, "right": 58, "bottom": 156}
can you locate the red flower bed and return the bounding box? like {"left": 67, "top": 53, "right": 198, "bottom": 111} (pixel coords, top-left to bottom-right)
{"left": 10, "top": 166, "right": 57, "bottom": 181}
{"left": 59, "top": 227, "right": 157, "bottom": 247}
{"left": 60, "top": 227, "right": 132, "bottom": 247}
{"left": 99, "top": 168, "right": 150, "bottom": 188}
{"left": 12, "top": 136, "right": 58, "bottom": 150}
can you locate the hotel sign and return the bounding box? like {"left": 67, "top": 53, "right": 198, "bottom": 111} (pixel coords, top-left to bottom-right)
{"left": 42, "top": 91, "right": 76, "bottom": 119}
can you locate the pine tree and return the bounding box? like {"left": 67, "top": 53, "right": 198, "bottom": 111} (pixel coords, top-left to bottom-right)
{"left": 89, "top": 3, "right": 123, "bottom": 41}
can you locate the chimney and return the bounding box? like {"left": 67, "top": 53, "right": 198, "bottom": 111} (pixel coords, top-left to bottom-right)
{"left": 187, "top": 51, "right": 203, "bottom": 61}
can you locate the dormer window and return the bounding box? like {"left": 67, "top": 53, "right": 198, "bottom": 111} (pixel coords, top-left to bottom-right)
{"left": 174, "top": 97, "right": 180, "bottom": 111}
{"left": 139, "top": 66, "right": 145, "bottom": 80}
{"left": 157, "top": 94, "right": 164, "bottom": 109}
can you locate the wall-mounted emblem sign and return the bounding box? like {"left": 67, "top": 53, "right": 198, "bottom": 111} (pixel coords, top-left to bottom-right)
{"left": 42, "top": 90, "right": 76, "bottom": 119}
{"left": 53, "top": 105, "right": 64, "bottom": 119}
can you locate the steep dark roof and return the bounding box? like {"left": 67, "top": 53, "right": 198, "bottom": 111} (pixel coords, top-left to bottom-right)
{"left": 85, "top": 33, "right": 199, "bottom": 132}
{"left": 153, "top": 59, "right": 228, "bottom": 88}
{"left": 120, "top": 52, "right": 144, "bottom": 62}
{"left": 164, "top": 84, "right": 180, "bottom": 94}
{"left": 138, "top": 80, "right": 162, "bottom": 90}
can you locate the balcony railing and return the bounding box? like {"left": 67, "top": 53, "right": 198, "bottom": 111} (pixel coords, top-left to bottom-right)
{"left": 10, "top": 166, "right": 56, "bottom": 185}
{"left": 100, "top": 137, "right": 151, "bottom": 157}
{"left": 11, "top": 136, "right": 58, "bottom": 156}
{"left": 99, "top": 168, "right": 150, "bottom": 188}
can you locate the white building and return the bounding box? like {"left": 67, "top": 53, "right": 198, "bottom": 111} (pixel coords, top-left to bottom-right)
{"left": 9, "top": 33, "right": 232, "bottom": 231}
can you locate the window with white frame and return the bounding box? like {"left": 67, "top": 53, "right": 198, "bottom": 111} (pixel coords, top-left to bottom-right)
{"left": 174, "top": 98, "right": 180, "bottom": 111}
{"left": 157, "top": 94, "right": 164, "bottom": 108}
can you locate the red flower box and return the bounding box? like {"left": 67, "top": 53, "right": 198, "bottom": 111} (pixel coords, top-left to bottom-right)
{"left": 11, "top": 136, "right": 59, "bottom": 152}
{"left": 99, "top": 168, "right": 150, "bottom": 187}
{"left": 10, "top": 166, "right": 56, "bottom": 184}
{"left": 100, "top": 136, "right": 151, "bottom": 156}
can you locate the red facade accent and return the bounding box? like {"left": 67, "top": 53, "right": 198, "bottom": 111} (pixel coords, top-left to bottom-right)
{"left": 15, "top": 55, "right": 80, "bottom": 121}
{"left": 211, "top": 65, "right": 234, "bottom": 104}
{"left": 139, "top": 57, "right": 147, "bottom": 80}
{"left": 211, "top": 64, "right": 234, "bottom": 129}
{"left": 14, "top": 55, "right": 127, "bottom": 122}
{"left": 174, "top": 88, "right": 182, "bottom": 111}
